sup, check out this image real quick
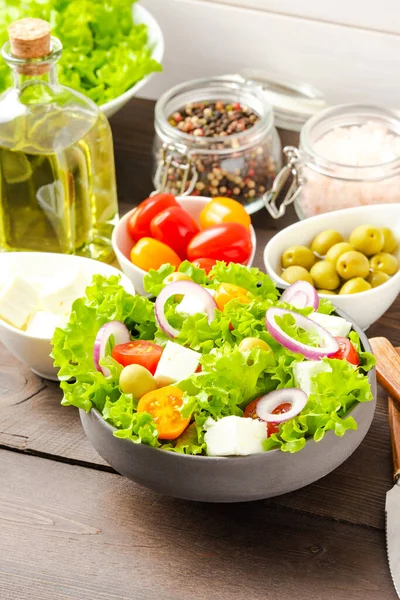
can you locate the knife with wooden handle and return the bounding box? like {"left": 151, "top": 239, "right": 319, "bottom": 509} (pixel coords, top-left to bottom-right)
{"left": 369, "top": 337, "right": 400, "bottom": 410}
{"left": 369, "top": 339, "right": 400, "bottom": 597}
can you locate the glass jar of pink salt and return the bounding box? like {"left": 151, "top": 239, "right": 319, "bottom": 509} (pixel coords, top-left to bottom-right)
{"left": 264, "top": 104, "right": 400, "bottom": 219}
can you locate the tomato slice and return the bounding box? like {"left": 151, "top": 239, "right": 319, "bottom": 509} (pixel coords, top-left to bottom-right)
{"left": 130, "top": 237, "right": 181, "bottom": 272}
{"left": 191, "top": 258, "right": 217, "bottom": 275}
{"left": 187, "top": 222, "right": 252, "bottom": 265}
{"left": 244, "top": 400, "right": 291, "bottom": 436}
{"left": 137, "top": 385, "right": 190, "bottom": 440}
{"left": 199, "top": 197, "right": 251, "bottom": 230}
{"left": 127, "top": 193, "right": 179, "bottom": 242}
{"left": 150, "top": 206, "right": 199, "bottom": 259}
{"left": 330, "top": 337, "right": 360, "bottom": 366}
{"left": 215, "top": 282, "right": 250, "bottom": 311}
{"left": 112, "top": 340, "right": 163, "bottom": 374}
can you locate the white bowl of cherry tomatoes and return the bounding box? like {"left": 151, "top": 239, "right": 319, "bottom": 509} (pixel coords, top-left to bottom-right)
{"left": 112, "top": 194, "right": 257, "bottom": 295}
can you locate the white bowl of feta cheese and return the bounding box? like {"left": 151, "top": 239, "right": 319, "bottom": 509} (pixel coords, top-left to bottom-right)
{"left": 0, "top": 253, "right": 135, "bottom": 380}
{"left": 263, "top": 203, "right": 400, "bottom": 330}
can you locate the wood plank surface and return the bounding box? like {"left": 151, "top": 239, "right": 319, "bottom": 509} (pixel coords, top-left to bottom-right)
{"left": 0, "top": 449, "right": 397, "bottom": 600}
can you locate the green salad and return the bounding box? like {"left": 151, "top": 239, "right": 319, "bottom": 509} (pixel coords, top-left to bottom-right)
{"left": 0, "top": 0, "right": 162, "bottom": 105}
{"left": 52, "top": 262, "right": 375, "bottom": 456}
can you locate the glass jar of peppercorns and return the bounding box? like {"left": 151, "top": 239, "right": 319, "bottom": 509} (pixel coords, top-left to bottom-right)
{"left": 152, "top": 76, "right": 282, "bottom": 214}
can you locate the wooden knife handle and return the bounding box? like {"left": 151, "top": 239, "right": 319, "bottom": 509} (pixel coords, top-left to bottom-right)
{"left": 390, "top": 347, "right": 400, "bottom": 482}
{"left": 369, "top": 337, "right": 400, "bottom": 410}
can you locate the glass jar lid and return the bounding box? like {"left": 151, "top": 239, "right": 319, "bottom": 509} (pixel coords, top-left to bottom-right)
{"left": 224, "top": 71, "right": 327, "bottom": 132}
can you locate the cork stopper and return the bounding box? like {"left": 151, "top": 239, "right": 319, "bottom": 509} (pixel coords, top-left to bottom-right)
{"left": 8, "top": 18, "right": 51, "bottom": 75}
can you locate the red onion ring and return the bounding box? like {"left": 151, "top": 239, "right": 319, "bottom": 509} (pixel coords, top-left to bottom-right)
{"left": 255, "top": 388, "right": 308, "bottom": 423}
{"left": 93, "top": 321, "right": 130, "bottom": 376}
{"left": 155, "top": 281, "right": 217, "bottom": 338}
{"left": 281, "top": 281, "right": 319, "bottom": 310}
{"left": 265, "top": 307, "right": 339, "bottom": 360}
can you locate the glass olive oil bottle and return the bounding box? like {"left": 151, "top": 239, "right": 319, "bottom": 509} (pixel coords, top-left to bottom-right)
{"left": 0, "top": 19, "right": 118, "bottom": 261}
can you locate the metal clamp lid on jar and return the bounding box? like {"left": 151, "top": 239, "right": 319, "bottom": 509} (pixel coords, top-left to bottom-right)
{"left": 153, "top": 76, "right": 277, "bottom": 197}
{"left": 153, "top": 142, "right": 198, "bottom": 196}
{"left": 263, "top": 146, "right": 304, "bottom": 218}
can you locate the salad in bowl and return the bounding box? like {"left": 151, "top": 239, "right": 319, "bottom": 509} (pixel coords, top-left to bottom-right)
{"left": 52, "top": 261, "right": 375, "bottom": 458}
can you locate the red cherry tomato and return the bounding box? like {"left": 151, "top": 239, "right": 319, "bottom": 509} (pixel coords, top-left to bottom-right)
{"left": 111, "top": 340, "right": 163, "bottom": 374}
{"left": 127, "top": 193, "right": 179, "bottom": 242}
{"left": 330, "top": 337, "right": 360, "bottom": 366}
{"left": 187, "top": 222, "right": 252, "bottom": 264}
{"left": 244, "top": 400, "right": 292, "bottom": 436}
{"left": 150, "top": 206, "right": 200, "bottom": 259}
{"left": 191, "top": 258, "right": 217, "bottom": 274}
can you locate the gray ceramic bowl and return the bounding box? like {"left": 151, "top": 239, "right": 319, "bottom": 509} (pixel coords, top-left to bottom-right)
{"left": 80, "top": 310, "right": 376, "bottom": 503}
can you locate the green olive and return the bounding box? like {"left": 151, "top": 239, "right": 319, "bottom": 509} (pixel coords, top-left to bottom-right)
{"left": 281, "top": 245, "right": 316, "bottom": 270}
{"left": 336, "top": 250, "right": 369, "bottom": 280}
{"left": 316, "top": 289, "right": 337, "bottom": 295}
{"left": 239, "top": 337, "right": 272, "bottom": 353}
{"left": 349, "top": 225, "right": 385, "bottom": 256}
{"left": 310, "top": 230, "right": 344, "bottom": 256}
{"left": 119, "top": 364, "right": 157, "bottom": 398}
{"left": 367, "top": 270, "right": 391, "bottom": 288}
{"left": 281, "top": 266, "right": 313, "bottom": 285}
{"left": 325, "top": 242, "right": 353, "bottom": 266}
{"left": 309, "top": 261, "right": 340, "bottom": 290}
{"left": 369, "top": 252, "right": 398, "bottom": 276}
{"left": 381, "top": 227, "right": 398, "bottom": 254}
{"left": 339, "top": 278, "right": 372, "bottom": 295}
{"left": 163, "top": 272, "right": 192, "bottom": 285}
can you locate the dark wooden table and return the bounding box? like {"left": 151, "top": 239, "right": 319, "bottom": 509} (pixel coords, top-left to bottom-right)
{"left": 0, "top": 98, "right": 398, "bottom": 600}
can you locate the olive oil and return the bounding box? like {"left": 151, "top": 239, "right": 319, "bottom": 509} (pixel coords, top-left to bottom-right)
{"left": 0, "top": 19, "right": 118, "bottom": 261}
{"left": 0, "top": 111, "right": 118, "bottom": 259}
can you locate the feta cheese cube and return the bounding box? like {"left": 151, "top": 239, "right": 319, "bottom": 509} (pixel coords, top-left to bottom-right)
{"left": 293, "top": 360, "right": 332, "bottom": 396}
{"left": 26, "top": 311, "right": 66, "bottom": 339}
{"left": 0, "top": 276, "right": 41, "bottom": 329}
{"left": 154, "top": 341, "right": 201, "bottom": 386}
{"left": 39, "top": 266, "right": 89, "bottom": 315}
{"left": 308, "top": 312, "right": 352, "bottom": 338}
{"left": 204, "top": 416, "right": 267, "bottom": 456}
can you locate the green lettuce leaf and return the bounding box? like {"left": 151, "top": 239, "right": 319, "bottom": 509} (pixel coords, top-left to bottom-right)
{"left": 143, "top": 260, "right": 209, "bottom": 297}
{"left": 274, "top": 312, "right": 321, "bottom": 347}
{"left": 143, "top": 264, "right": 175, "bottom": 297}
{"left": 349, "top": 331, "right": 376, "bottom": 373}
{"left": 210, "top": 261, "right": 278, "bottom": 299}
{"left": 201, "top": 344, "right": 276, "bottom": 403}
{"left": 318, "top": 298, "right": 335, "bottom": 315}
{"left": 168, "top": 422, "right": 206, "bottom": 455}
{"left": 103, "top": 394, "right": 160, "bottom": 447}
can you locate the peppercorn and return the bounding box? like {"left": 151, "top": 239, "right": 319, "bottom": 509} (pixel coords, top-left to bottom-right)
{"left": 162, "top": 99, "right": 277, "bottom": 209}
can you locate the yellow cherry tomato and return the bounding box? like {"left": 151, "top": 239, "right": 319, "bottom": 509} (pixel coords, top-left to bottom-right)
{"left": 137, "top": 385, "right": 189, "bottom": 440}
{"left": 214, "top": 282, "right": 250, "bottom": 311}
{"left": 130, "top": 237, "right": 181, "bottom": 272}
{"left": 199, "top": 197, "right": 251, "bottom": 230}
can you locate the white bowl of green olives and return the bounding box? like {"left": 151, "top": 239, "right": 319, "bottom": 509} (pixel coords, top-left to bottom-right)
{"left": 263, "top": 204, "right": 400, "bottom": 330}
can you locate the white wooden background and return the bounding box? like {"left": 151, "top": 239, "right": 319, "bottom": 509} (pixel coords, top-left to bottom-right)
{"left": 140, "top": 0, "right": 400, "bottom": 109}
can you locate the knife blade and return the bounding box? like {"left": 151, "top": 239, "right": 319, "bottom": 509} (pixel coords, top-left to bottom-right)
{"left": 385, "top": 344, "right": 400, "bottom": 597}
